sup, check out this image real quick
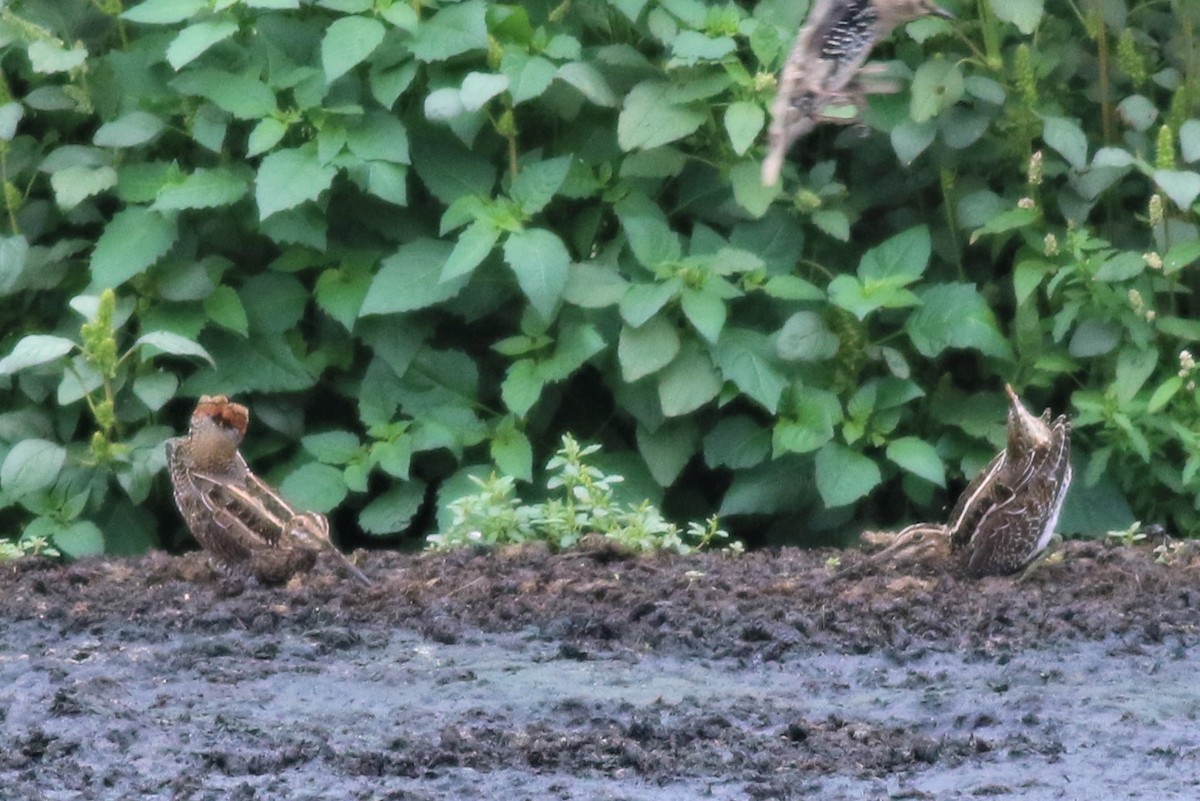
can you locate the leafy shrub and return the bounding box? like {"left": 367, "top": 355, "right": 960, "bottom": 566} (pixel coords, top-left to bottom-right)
{"left": 430, "top": 433, "right": 737, "bottom": 552}
{"left": 0, "top": 0, "right": 1197, "bottom": 556}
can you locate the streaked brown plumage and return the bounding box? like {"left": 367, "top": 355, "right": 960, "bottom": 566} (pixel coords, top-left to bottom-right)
{"left": 762, "top": 0, "right": 953, "bottom": 186}
{"left": 846, "top": 385, "right": 1072, "bottom": 577}
{"left": 166, "top": 395, "right": 371, "bottom": 587}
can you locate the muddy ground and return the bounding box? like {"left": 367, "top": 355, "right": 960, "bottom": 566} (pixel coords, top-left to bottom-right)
{"left": 1, "top": 539, "right": 1199, "bottom": 800}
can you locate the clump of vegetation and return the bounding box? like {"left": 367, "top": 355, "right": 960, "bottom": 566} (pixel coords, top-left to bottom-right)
{"left": 429, "top": 434, "right": 740, "bottom": 554}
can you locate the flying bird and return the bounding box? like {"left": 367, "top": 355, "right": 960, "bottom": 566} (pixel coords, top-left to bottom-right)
{"left": 166, "top": 395, "right": 371, "bottom": 587}
{"left": 762, "top": 0, "right": 954, "bottom": 186}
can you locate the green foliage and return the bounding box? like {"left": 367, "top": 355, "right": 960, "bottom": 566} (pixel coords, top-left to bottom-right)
{"left": 0, "top": 0, "right": 1198, "bottom": 556}
{"left": 429, "top": 434, "right": 739, "bottom": 553}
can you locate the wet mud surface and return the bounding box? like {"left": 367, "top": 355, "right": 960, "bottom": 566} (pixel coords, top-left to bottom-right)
{"left": 2, "top": 540, "right": 1200, "bottom": 799}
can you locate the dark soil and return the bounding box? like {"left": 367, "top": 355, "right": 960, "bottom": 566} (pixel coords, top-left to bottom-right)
{"left": 2, "top": 540, "right": 1200, "bottom": 799}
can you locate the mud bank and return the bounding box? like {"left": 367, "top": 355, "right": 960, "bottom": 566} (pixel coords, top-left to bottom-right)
{"left": 1, "top": 541, "right": 1198, "bottom": 799}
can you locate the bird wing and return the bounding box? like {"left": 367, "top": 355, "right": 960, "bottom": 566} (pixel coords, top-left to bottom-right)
{"left": 808, "top": 0, "right": 879, "bottom": 92}
{"left": 946, "top": 447, "right": 1008, "bottom": 550}
{"left": 962, "top": 417, "right": 1072, "bottom": 575}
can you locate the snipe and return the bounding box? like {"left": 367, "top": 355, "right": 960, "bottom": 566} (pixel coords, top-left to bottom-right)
{"left": 848, "top": 385, "right": 1072, "bottom": 577}
{"left": 762, "top": 0, "right": 953, "bottom": 185}
{"left": 165, "top": 395, "right": 371, "bottom": 587}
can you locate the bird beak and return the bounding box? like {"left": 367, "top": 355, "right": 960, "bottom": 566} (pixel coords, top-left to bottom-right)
{"left": 1005, "top": 384, "right": 1051, "bottom": 445}
{"left": 931, "top": 4, "right": 955, "bottom": 19}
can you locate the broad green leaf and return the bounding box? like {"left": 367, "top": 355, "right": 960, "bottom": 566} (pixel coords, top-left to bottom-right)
{"left": 509, "top": 156, "right": 571, "bottom": 215}
{"left": 719, "top": 456, "right": 814, "bottom": 516}
{"left": 1043, "top": 116, "right": 1088, "bottom": 169}
{"left": 620, "top": 279, "right": 681, "bottom": 327}
{"left": 885, "top": 437, "right": 946, "bottom": 487}
{"left": 52, "top": 520, "right": 105, "bottom": 558}
{"left": 989, "top": 0, "right": 1043, "bottom": 34}
{"left": 502, "top": 228, "right": 570, "bottom": 320}
{"left": 1148, "top": 375, "right": 1182, "bottom": 413}
{"left": 714, "top": 329, "right": 786, "bottom": 414}
{"left": 0, "top": 102, "right": 22, "bottom": 141}
{"left": 1181, "top": 119, "right": 1200, "bottom": 164}
{"left": 905, "top": 283, "right": 1013, "bottom": 360}
{"left": 122, "top": 0, "right": 208, "bottom": 24}
{"left": 181, "top": 331, "right": 318, "bottom": 393}
{"left": 132, "top": 371, "right": 178, "bottom": 411}
{"left": 28, "top": 41, "right": 87, "bottom": 74}
{"left": 361, "top": 239, "right": 466, "bottom": 314}
{"left": 167, "top": 20, "right": 239, "bottom": 69}
{"left": 616, "top": 193, "right": 682, "bottom": 267}
{"left": 1068, "top": 318, "right": 1119, "bottom": 358}
{"left": 565, "top": 264, "right": 629, "bottom": 308}
{"left": 255, "top": 145, "right": 336, "bottom": 219}
{"left": 681, "top": 288, "right": 726, "bottom": 343}
{"left": 90, "top": 207, "right": 177, "bottom": 288}
{"left": 501, "top": 358, "right": 544, "bottom": 416}
{"left": 1091, "top": 252, "right": 1144, "bottom": 282}
{"left": 703, "top": 416, "right": 770, "bottom": 470}
{"left": 50, "top": 166, "right": 118, "bottom": 210}
{"left": 302, "top": 431, "right": 361, "bottom": 465}
{"left": 460, "top": 72, "right": 509, "bottom": 111}
{"left": 555, "top": 61, "right": 618, "bottom": 107}
{"left": 859, "top": 225, "right": 930, "bottom": 284}
{"left": 815, "top": 442, "right": 881, "bottom": 507}
{"left": 152, "top": 167, "right": 248, "bottom": 210}
{"left": 619, "top": 317, "right": 680, "bottom": 382}
{"left": 969, "top": 206, "right": 1039, "bottom": 243}
{"left": 1154, "top": 169, "right": 1200, "bottom": 210}
{"left": 279, "top": 462, "right": 347, "bottom": 514}
{"left": 366, "top": 162, "right": 408, "bottom": 206}
{"left": 442, "top": 219, "right": 500, "bottom": 281}
{"left": 618, "top": 80, "right": 706, "bottom": 151}
{"left": 501, "top": 51, "right": 556, "bottom": 105}
{"left": 773, "top": 386, "right": 842, "bottom": 455}
{"left": 657, "top": 343, "right": 721, "bottom": 417}
{"left": 171, "top": 69, "right": 276, "bottom": 120}
{"left": 133, "top": 331, "right": 215, "bottom": 365}
{"left": 637, "top": 421, "right": 695, "bottom": 487}
{"left": 359, "top": 482, "right": 425, "bottom": 535}
{"left": 910, "top": 60, "right": 963, "bottom": 123}
{"left": 411, "top": 133, "right": 496, "bottom": 204}
{"left": 248, "top": 118, "right": 288, "bottom": 157}
{"left": 346, "top": 113, "right": 410, "bottom": 164}
{"left": 94, "top": 111, "right": 165, "bottom": 148}
{"left": 322, "top": 15, "right": 385, "bottom": 82}
{"left": 776, "top": 311, "right": 839, "bottom": 361}
{"left": 724, "top": 101, "right": 764, "bottom": 156}
{"left": 239, "top": 272, "right": 308, "bottom": 335}
{"left": 730, "top": 159, "right": 777, "bottom": 217}
{"left": 1155, "top": 316, "right": 1200, "bottom": 341}
{"left": 490, "top": 419, "right": 532, "bottom": 482}
{"left": 669, "top": 31, "right": 735, "bottom": 64}
{"left": 828, "top": 274, "right": 918, "bottom": 320}
{"left": 1114, "top": 346, "right": 1158, "bottom": 404}
{"left": 891, "top": 119, "right": 935, "bottom": 165}
{"left": 316, "top": 263, "right": 372, "bottom": 330}
{"left": 1164, "top": 240, "right": 1200, "bottom": 275}
{"left": 1, "top": 439, "right": 66, "bottom": 497}
{"left": 409, "top": 0, "right": 488, "bottom": 62}
{"left": 0, "top": 335, "right": 75, "bottom": 375}
{"left": 763, "top": 275, "right": 822, "bottom": 301}
{"left": 1116, "top": 95, "right": 1158, "bottom": 132}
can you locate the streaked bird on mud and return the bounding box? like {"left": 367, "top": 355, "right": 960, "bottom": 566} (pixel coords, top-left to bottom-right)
{"left": 844, "top": 385, "right": 1072, "bottom": 578}
{"left": 762, "top": 0, "right": 954, "bottom": 186}
{"left": 165, "top": 395, "right": 371, "bottom": 587}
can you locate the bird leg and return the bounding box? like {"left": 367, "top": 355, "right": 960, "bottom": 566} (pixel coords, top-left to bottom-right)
{"left": 1014, "top": 533, "right": 1064, "bottom": 584}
